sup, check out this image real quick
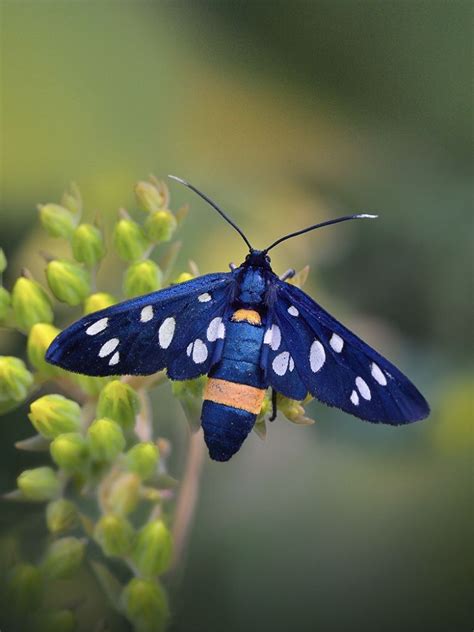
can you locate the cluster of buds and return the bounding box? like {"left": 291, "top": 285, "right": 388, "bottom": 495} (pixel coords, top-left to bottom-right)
{"left": 0, "top": 177, "right": 314, "bottom": 631}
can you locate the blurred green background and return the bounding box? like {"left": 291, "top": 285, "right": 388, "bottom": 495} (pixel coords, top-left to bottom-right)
{"left": 1, "top": 1, "right": 472, "bottom": 631}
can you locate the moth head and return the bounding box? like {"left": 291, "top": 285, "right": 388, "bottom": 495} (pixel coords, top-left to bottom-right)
{"left": 244, "top": 249, "right": 272, "bottom": 269}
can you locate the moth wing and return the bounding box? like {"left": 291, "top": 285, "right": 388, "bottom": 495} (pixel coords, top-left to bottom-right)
{"left": 46, "top": 273, "right": 234, "bottom": 378}
{"left": 263, "top": 280, "right": 429, "bottom": 424}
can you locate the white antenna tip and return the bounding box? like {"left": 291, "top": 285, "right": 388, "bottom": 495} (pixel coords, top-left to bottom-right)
{"left": 356, "top": 214, "right": 378, "bottom": 219}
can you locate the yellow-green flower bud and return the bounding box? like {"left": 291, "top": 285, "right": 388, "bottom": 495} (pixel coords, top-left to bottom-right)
{"left": 6, "top": 563, "right": 43, "bottom": 613}
{"left": 0, "top": 286, "right": 10, "bottom": 321}
{"left": 50, "top": 432, "right": 88, "bottom": 472}
{"left": 135, "top": 179, "right": 166, "bottom": 213}
{"left": 87, "top": 418, "right": 125, "bottom": 462}
{"left": 145, "top": 210, "right": 177, "bottom": 243}
{"left": 126, "top": 442, "right": 159, "bottom": 480}
{"left": 113, "top": 218, "right": 148, "bottom": 262}
{"left": 0, "top": 356, "right": 34, "bottom": 410}
{"left": 17, "top": 466, "right": 60, "bottom": 501}
{"left": 38, "top": 203, "right": 76, "bottom": 238}
{"left": 84, "top": 292, "right": 116, "bottom": 315}
{"left": 121, "top": 578, "right": 169, "bottom": 632}
{"left": 11, "top": 275, "right": 53, "bottom": 331}
{"left": 29, "top": 394, "right": 81, "bottom": 439}
{"left": 106, "top": 472, "right": 140, "bottom": 515}
{"left": 27, "top": 323, "right": 62, "bottom": 375}
{"left": 278, "top": 395, "right": 315, "bottom": 425}
{"left": 94, "top": 514, "right": 135, "bottom": 557}
{"left": 71, "top": 223, "right": 106, "bottom": 266}
{"left": 46, "top": 498, "right": 78, "bottom": 534}
{"left": 123, "top": 259, "right": 162, "bottom": 298}
{"left": 173, "top": 272, "right": 194, "bottom": 284}
{"left": 61, "top": 182, "right": 82, "bottom": 215}
{"left": 97, "top": 380, "right": 139, "bottom": 431}
{"left": 132, "top": 520, "right": 172, "bottom": 577}
{"left": 32, "top": 610, "right": 76, "bottom": 632}
{"left": 0, "top": 247, "right": 7, "bottom": 273}
{"left": 46, "top": 259, "right": 91, "bottom": 306}
{"left": 41, "top": 537, "right": 85, "bottom": 580}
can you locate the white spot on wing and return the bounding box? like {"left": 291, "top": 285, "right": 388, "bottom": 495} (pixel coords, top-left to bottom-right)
{"left": 86, "top": 318, "right": 108, "bottom": 336}
{"left": 350, "top": 390, "right": 359, "bottom": 406}
{"left": 186, "top": 342, "right": 193, "bottom": 357}
{"left": 192, "top": 339, "right": 208, "bottom": 364}
{"left": 109, "top": 351, "right": 120, "bottom": 366}
{"left": 289, "top": 356, "right": 295, "bottom": 372}
{"left": 355, "top": 376, "right": 371, "bottom": 400}
{"left": 158, "top": 317, "right": 175, "bottom": 349}
{"left": 272, "top": 351, "right": 290, "bottom": 376}
{"left": 198, "top": 293, "right": 211, "bottom": 302}
{"left": 329, "top": 333, "right": 344, "bottom": 353}
{"left": 371, "top": 362, "right": 387, "bottom": 386}
{"left": 288, "top": 305, "right": 299, "bottom": 317}
{"left": 99, "top": 338, "right": 119, "bottom": 358}
{"left": 207, "top": 317, "right": 225, "bottom": 342}
{"left": 140, "top": 305, "right": 153, "bottom": 322}
{"left": 309, "top": 340, "right": 325, "bottom": 372}
{"left": 264, "top": 324, "right": 281, "bottom": 351}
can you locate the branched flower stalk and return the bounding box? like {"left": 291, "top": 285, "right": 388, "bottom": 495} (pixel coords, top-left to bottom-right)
{"left": 0, "top": 177, "right": 314, "bottom": 632}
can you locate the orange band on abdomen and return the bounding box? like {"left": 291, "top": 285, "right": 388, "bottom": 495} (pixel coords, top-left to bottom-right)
{"left": 231, "top": 309, "right": 262, "bottom": 325}
{"left": 204, "top": 378, "right": 265, "bottom": 414}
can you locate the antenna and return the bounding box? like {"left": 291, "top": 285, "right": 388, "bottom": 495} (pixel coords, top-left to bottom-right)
{"left": 263, "top": 214, "right": 378, "bottom": 253}
{"left": 168, "top": 175, "right": 253, "bottom": 251}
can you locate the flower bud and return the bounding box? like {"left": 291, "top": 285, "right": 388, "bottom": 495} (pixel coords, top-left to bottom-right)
{"left": 0, "top": 286, "right": 10, "bottom": 321}
{"left": 61, "top": 182, "right": 82, "bottom": 215}
{"left": 113, "top": 218, "right": 148, "bottom": 262}
{"left": 0, "top": 356, "right": 34, "bottom": 410}
{"left": 135, "top": 179, "right": 166, "bottom": 213}
{"left": 278, "top": 395, "right": 315, "bottom": 425}
{"left": 41, "top": 537, "right": 85, "bottom": 580}
{"left": 27, "top": 323, "right": 62, "bottom": 375}
{"left": 6, "top": 563, "right": 43, "bottom": 613}
{"left": 145, "top": 210, "right": 177, "bottom": 243}
{"left": 126, "top": 442, "right": 159, "bottom": 480}
{"left": 29, "top": 394, "right": 81, "bottom": 439}
{"left": 132, "top": 520, "right": 172, "bottom": 577}
{"left": 173, "top": 271, "right": 194, "bottom": 284}
{"left": 121, "top": 578, "right": 169, "bottom": 632}
{"left": 87, "top": 418, "right": 125, "bottom": 462}
{"left": 83, "top": 292, "right": 116, "bottom": 315}
{"left": 94, "top": 513, "right": 135, "bottom": 557}
{"left": 46, "top": 498, "right": 78, "bottom": 534}
{"left": 123, "top": 259, "right": 162, "bottom": 298}
{"left": 71, "top": 223, "right": 106, "bottom": 266}
{"left": 17, "top": 466, "right": 60, "bottom": 501}
{"left": 46, "top": 259, "right": 91, "bottom": 306}
{"left": 0, "top": 247, "right": 7, "bottom": 273}
{"left": 97, "top": 380, "right": 139, "bottom": 431}
{"left": 106, "top": 472, "right": 140, "bottom": 515}
{"left": 50, "top": 432, "right": 88, "bottom": 472}
{"left": 32, "top": 610, "right": 76, "bottom": 632}
{"left": 11, "top": 275, "right": 53, "bottom": 331}
{"left": 38, "top": 203, "right": 76, "bottom": 238}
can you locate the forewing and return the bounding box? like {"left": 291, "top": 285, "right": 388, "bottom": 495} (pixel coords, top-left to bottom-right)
{"left": 264, "top": 280, "right": 429, "bottom": 424}
{"left": 46, "top": 273, "right": 234, "bottom": 378}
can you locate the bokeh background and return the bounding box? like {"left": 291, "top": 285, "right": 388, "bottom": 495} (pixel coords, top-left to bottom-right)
{"left": 1, "top": 2, "right": 472, "bottom": 631}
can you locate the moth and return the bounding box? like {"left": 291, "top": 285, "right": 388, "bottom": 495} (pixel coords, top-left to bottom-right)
{"left": 46, "top": 176, "right": 430, "bottom": 461}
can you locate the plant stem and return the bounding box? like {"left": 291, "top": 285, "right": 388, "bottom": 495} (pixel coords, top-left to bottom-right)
{"left": 171, "top": 428, "right": 206, "bottom": 570}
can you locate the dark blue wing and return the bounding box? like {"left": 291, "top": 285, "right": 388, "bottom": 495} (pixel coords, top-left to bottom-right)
{"left": 46, "top": 273, "right": 235, "bottom": 378}
{"left": 263, "top": 279, "right": 430, "bottom": 424}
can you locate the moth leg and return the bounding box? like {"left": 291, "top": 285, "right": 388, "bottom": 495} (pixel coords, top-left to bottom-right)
{"left": 269, "top": 388, "right": 278, "bottom": 422}
{"left": 229, "top": 262, "right": 237, "bottom": 271}
{"left": 279, "top": 268, "right": 295, "bottom": 282}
